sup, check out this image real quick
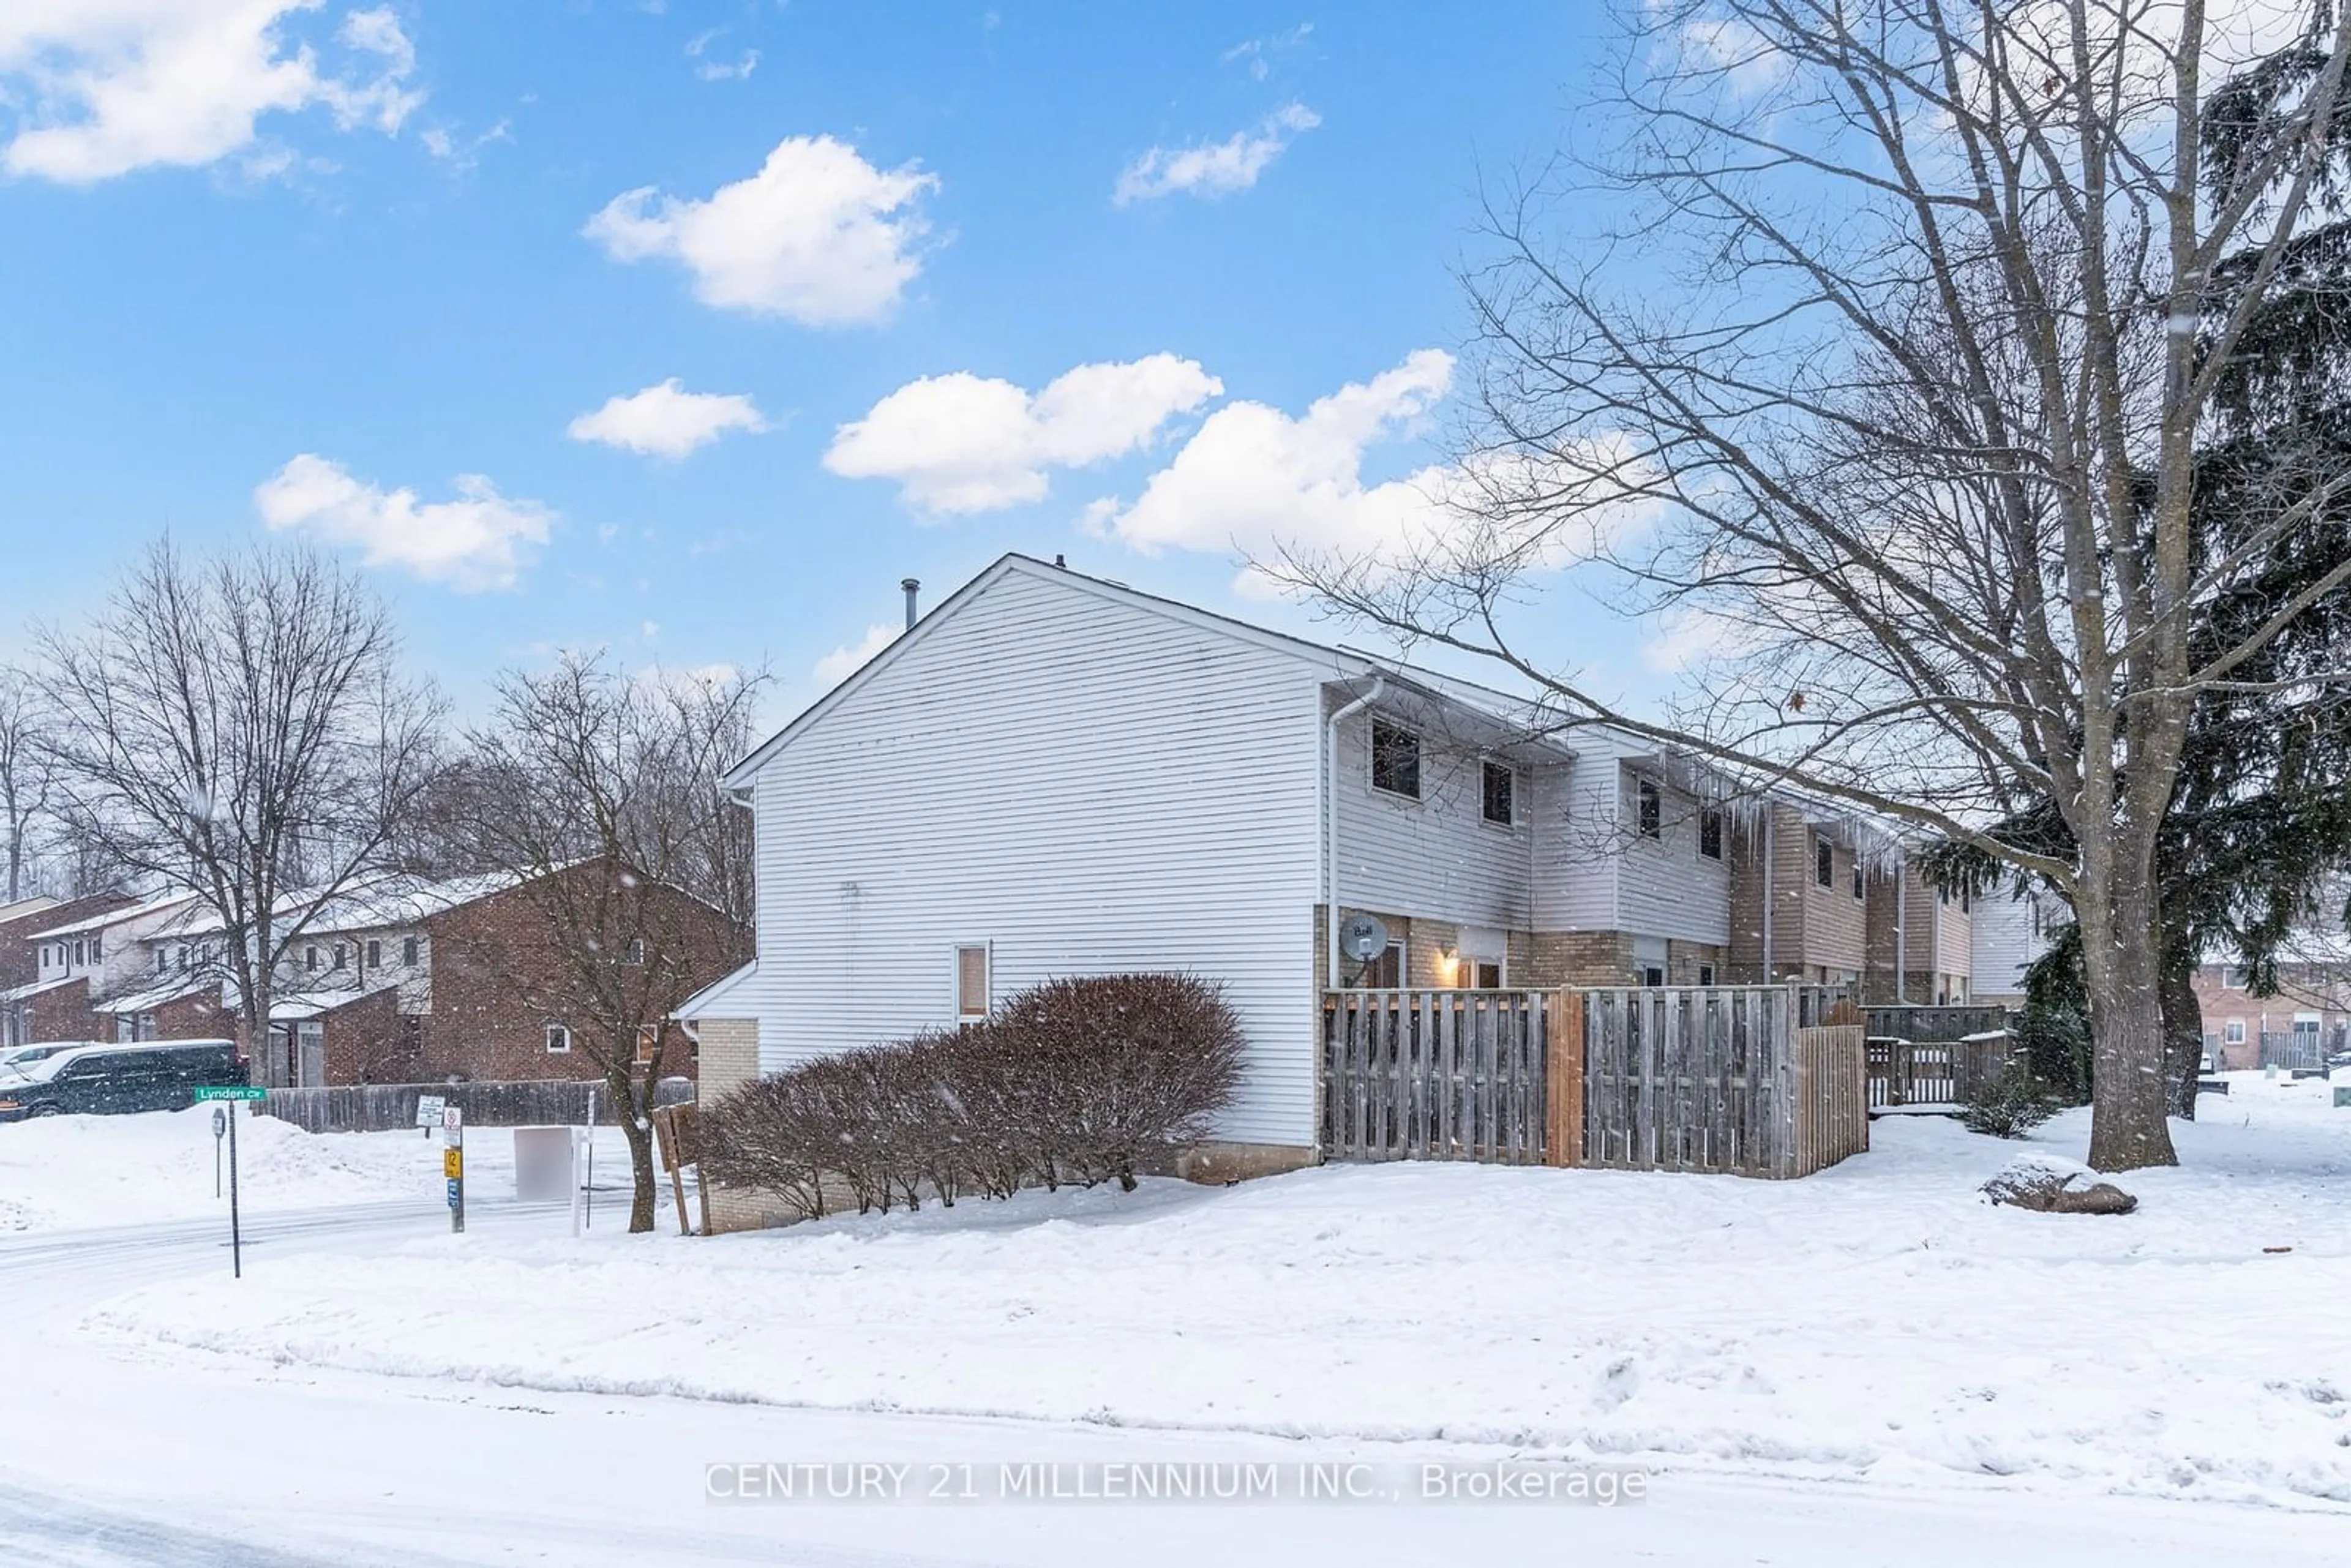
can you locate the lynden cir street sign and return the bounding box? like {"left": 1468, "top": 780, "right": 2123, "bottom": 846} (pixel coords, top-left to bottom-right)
{"left": 193, "top": 1086, "right": 268, "bottom": 1102}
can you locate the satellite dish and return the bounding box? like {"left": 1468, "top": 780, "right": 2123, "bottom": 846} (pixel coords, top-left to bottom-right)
{"left": 1338, "top": 913, "right": 1390, "bottom": 963}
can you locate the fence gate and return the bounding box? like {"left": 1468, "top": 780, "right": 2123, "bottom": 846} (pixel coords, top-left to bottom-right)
{"left": 1319, "top": 990, "right": 1548, "bottom": 1163}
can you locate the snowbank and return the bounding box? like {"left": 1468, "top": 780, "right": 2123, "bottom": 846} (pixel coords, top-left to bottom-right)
{"left": 88, "top": 1072, "right": 2351, "bottom": 1507}
{"left": 0, "top": 1110, "right": 640, "bottom": 1231}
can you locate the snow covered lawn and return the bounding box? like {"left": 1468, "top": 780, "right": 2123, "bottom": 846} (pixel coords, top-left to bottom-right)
{"left": 0, "top": 1108, "right": 650, "bottom": 1231}
{"left": 85, "top": 1072, "right": 2351, "bottom": 1508}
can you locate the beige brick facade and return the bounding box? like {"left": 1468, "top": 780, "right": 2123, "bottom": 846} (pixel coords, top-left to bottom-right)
{"left": 689, "top": 1016, "right": 798, "bottom": 1234}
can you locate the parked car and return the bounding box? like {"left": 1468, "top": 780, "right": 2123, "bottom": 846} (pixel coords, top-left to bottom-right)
{"left": 0, "top": 1041, "right": 86, "bottom": 1073}
{"left": 0, "top": 1040, "right": 245, "bottom": 1122}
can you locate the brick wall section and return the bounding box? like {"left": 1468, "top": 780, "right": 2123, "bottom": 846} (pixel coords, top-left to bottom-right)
{"left": 1523, "top": 929, "right": 1633, "bottom": 988}
{"left": 318, "top": 986, "right": 416, "bottom": 1084}
{"left": 26, "top": 977, "right": 97, "bottom": 1041}
{"left": 415, "top": 868, "right": 738, "bottom": 1085}
{"left": 687, "top": 1017, "right": 795, "bottom": 1234}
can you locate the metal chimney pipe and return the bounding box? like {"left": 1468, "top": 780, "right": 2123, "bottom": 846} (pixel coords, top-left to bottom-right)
{"left": 901, "top": 578, "right": 920, "bottom": 630}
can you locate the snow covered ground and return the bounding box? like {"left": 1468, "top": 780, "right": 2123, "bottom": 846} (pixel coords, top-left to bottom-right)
{"left": 0, "top": 1106, "right": 661, "bottom": 1232}
{"left": 68, "top": 1070, "right": 2351, "bottom": 1517}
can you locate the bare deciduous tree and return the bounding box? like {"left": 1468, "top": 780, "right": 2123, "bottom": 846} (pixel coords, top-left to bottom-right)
{"left": 36, "top": 541, "right": 445, "bottom": 1083}
{"left": 0, "top": 666, "right": 55, "bottom": 903}
{"left": 1280, "top": 2, "right": 2351, "bottom": 1169}
{"left": 454, "top": 651, "right": 762, "bottom": 1232}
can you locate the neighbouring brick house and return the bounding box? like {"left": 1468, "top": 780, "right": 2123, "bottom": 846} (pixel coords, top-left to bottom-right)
{"left": 2192, "top": 952, "right": 2351, "bottom": 1070}
{"left": 113, "top": 864, "right": 742, "bottom": 1087}
{"left": 1, "top": 891, "right": 198, "bottom": 1048}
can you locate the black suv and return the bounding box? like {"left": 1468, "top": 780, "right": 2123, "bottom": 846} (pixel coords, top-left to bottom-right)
{"left": 0, "top": 1040, "right": 246, "bottom": 1122}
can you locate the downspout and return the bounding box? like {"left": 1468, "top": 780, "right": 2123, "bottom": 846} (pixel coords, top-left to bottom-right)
{"left": 1325, "top": 676, "right": 1385, "bottom": 991}
{"left": 1894, "top": 860, "right": 1908, "bottom": 1003}
{"left": 1760, "top": 809, "right": 1774, "bottom": 981}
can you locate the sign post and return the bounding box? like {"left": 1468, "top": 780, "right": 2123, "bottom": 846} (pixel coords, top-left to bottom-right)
{"left": 194, "top": 1086, "right": 267, "bottom": 1278}
{"left": 443, "top": 1103, "right": 465, "bottom": 1233}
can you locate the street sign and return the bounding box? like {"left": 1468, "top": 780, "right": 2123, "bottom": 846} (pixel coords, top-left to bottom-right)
{"left": 441, "top": 1103, "right": 463, "bottom": 1131}
{"left": 443, "top": 1147, "right": 463, "bottom": 1180}
{"left": 415, "top": 1093, "right": 446, "bottom": 1130}
{"left": 446, "top": 1178, "right": 462, "bottom": 1207}
{"left": 193, "top": 1085, "right": 267, "bottom": 1102}
{"left": 444, "top": 1103, "right": 465, "bottom": 1233}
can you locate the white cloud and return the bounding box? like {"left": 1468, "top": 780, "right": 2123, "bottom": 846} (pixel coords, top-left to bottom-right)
{"left": 567, "top": 378, "right": 770, "bottom": 460}
{"left": 1115, "top": 102, "right": 1319, "bottom": 205}
{"left": 583, "top": 135, "right": 936, "bottom": 325}
{"left": 254, "top": 454, "right": 553, "bottom": 592}
{"left": 684, "top": 28, "right": 759, "bottom": 82}
{"left": 0, "top": 2, "right": 424, "bottom": 184}
{"left": 1082, "top": 350, "right": 1457, "bottom": 577}
{"left": 1222, "top": 23, "right": 1313, "bottom": 81}
{"left": 812, "top": 622, "right": 897, "bottom": 686}
{"left": 823, "top": 354, "right": 1222, "bottom": 515}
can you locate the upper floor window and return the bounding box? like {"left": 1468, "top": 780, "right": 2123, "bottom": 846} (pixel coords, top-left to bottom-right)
{"left": 89, "top": 935, "right": 102, "bottom": 962}
{"left": 1698, "top": 808, "right": 1723, "bottom": 861}
{"left": 73, "top": 940, "right": 86, "bottom": 966}
{"left": 1852, "top": 863, "right": 1864, "bottom": 901}
{"left": 1815, "top": 837, "right": 1834, "bottom": 888}
{"left": 1370, "top": 720, "right": 1421, "bottom": 800}
{"left": 402, "top": 936, "right": 419, "bottom": 966}
{"left": 1636, "top": 779, "right": 1662, "bottom": 839}
{"left": 306, "top": 945, "right": 320, "bottom": 972}
{"left": 1960, "top": 887, "right": 1971, "bottom": 914}
{"left": 332, "top": 943, "right": 347, "bottom": 970}
{"left": 1480, "top": 761, "right": 1515, "bottom": 826}
{"left": 625, "top": 937, "right": 647, "bottom": 966}
{"left": 366, "top": 939, "right": 381, "bottom": 969}
{"left": 635, "top": 1024, "right": 659, "bottom": 1064}
{"left": 545, "top": 1022, "right": 571, "bottom": 1054}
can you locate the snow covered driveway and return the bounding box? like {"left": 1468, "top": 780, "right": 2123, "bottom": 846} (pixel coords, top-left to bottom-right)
{"left": 83, "top": 1073, "right": 2351, "bottom": 1512}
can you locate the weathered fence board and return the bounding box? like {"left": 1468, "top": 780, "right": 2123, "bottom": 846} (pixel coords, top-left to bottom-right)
{"left": 257, "top": 1077, "right": 694, "bottom": 1135}
{"left": 1319, "top": 991, "right": 1547, "bottom": 1164}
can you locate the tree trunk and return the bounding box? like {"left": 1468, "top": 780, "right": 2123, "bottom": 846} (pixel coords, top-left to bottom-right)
{"left": 615, "top": 1068, "right": 658, "bottom": 1234}
{"left": 2080, "top": 872, "right": 2182, "bottom": 1171}
{"left": 2161, "top": 942, "right": 2203, "bottom": 1122}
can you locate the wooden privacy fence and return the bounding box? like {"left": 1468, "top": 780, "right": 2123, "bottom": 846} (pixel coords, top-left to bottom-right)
{"left": 1581, "top": 988, "right": 1867, "bottom": 1179}
{"left": 1865, "top": 1033, "right": 2014, "bottom": 1110}
{"left": 1319, "top": 986, "right": 1868, "bottom": 1179}
{"left": 1864, "top": 1004, "right": 2010, "bottom": 1043}
{"left": 257, "top": 1076, "right": 695, "bottom": 1134}
{"left": 1319, "top": 990, "right": 1553, "bottom": 1163}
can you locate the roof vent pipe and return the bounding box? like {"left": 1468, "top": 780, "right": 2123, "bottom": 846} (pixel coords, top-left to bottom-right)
{"left": 901, "top": 578, "right": 920, "bottom": 630}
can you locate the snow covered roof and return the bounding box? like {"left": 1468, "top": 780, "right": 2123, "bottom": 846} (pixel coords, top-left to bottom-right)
{"left": 266, "top": 982, "right": 399, "bottom": 1022}
{"left": 675, "top": 960, "right": 758, "bottom": 1021}
{"left": 0, "top": 974, "right": 83, "bottom": 1004}
{"left": 0, "top": 896, "right": 58, "bottom": 926}
{"left": 149, "top": 870, "right": 527, "bottom": 943}
{"left": 92, "top": 977, "right": 220, "bottom": 1016}
{"left": 24, "top": 890, "right": 200, "bottom": 942}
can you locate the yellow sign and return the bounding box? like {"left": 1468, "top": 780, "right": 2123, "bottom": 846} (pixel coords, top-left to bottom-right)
{"left": 443, "top": 1149, "right": 463, "bottom": 1179}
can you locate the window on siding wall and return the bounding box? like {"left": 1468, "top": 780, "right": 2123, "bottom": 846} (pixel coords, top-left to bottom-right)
{"left": 332, "top": 943, "right": 347, "bottom": 970}
{"left": 90, "top": 935, "right": 102, "bottom": 961}
{"left": 1370, "top": 721, "right": 1421, "bottom": 799}
{"left": 1852, "top": 863, "right": 1864, "bottom": 901}
{"left": 1636, "top": 779, "right": 1662, "bottom": 839}
{"left": 545, "top": 1023, "right": 571, "bottom": 1054}
{"left": 1815, "top": 837, "right": 1834, "bottom": 888}
{"left": 366, "top": 939, "right": 381, "bottom": 969}
{"left": 1698, "top": 963, "right": 1717, "bottom": 986}
{"left": 1480, "top": 760, "right": 1515, "bottom": 825}
{"left": 403, "top": 936, "right": 419, "bottom": 966}
{"left": 955, "top": 945, "right": 991, "bottom": 1021}
{"left": 1699, "top": 808, "right": 1723, "bottom": 861}
{"left": 306, "top": 945, "right": 320, "bottom": 972}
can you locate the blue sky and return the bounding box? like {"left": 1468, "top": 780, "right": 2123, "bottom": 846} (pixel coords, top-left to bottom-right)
{"left": 0, "top": 2, "right": 1648, "bottom": 721}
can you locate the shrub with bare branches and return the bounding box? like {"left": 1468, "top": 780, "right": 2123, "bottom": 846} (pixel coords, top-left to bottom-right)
{"left": 700, "top": 973, "right": 1247, "bottom": 1215}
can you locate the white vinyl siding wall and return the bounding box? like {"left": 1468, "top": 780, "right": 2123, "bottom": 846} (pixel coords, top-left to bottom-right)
{"left": 1331, "top": 702, "right": 1532, "bottom": 929}
{"left": 1613, "top": 767, "right": 1733, "bottom": 947}
{"left": 737, "top": 566, "right": 1330, "bottom": 1147}
{"left": 1970, "top": 895, "right": 2049, "bottom": 1000}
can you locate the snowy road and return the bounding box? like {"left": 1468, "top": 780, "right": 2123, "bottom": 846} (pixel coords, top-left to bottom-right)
{"left": 1, "top": 1195, "right": 2346, "bottom": 1566}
